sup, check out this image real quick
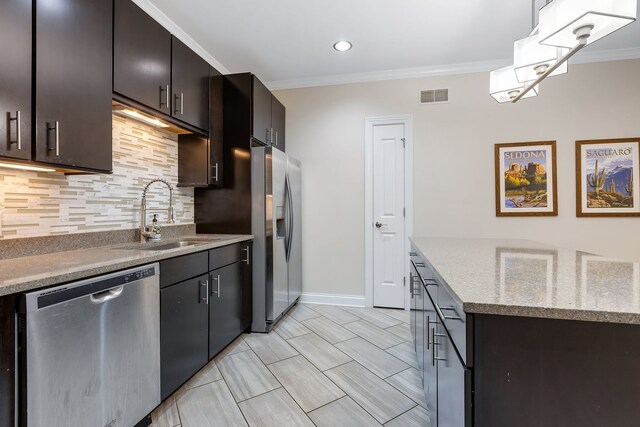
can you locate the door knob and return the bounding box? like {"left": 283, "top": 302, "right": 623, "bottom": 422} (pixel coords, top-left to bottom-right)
{"left": 375, "top": 222, "right": 386, "bottom": 228}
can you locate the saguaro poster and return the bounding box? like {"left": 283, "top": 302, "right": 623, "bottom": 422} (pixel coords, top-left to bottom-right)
{"left": 577, "top": 139, "right": 640, "bottom": 217}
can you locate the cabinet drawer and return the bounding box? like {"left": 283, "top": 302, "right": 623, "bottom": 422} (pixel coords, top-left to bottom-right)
{"left": 160, "top": 251, "right": 208, "bottom": 288}
{"left": 431, "top": 264, "right": 468, "bottom": 366}
{"left": 209, "top": 243, "right": 242, "bottom": 271}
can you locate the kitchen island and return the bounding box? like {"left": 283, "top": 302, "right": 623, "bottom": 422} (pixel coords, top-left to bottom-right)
{"left": 410, "top": 237, "right": 640, "bottom": 427}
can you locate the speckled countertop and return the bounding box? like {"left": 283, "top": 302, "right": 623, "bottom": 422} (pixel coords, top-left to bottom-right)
{"left": 411, "top": 237, "right": 640, "bottom": 325}
{"left": 0, "top": 235, "right": 252, "bottom": 297}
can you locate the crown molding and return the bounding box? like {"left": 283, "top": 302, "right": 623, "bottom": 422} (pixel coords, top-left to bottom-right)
{"left": 131, "top": 0, "right": 229, "bottom": 74}
{"left": 266, "top": 47, "right": 640, "bottom": 91}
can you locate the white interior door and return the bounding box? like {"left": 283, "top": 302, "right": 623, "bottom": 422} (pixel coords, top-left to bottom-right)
{"left": 372, "top": 123, "right": 406, "bottom": 308}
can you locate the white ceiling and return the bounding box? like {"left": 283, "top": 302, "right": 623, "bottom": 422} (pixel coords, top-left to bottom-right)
{"left": 143, "top": 0, "right": 640, "bottom": 88}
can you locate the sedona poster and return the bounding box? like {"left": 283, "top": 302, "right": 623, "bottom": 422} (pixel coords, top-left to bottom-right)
{"left": 577, "top": 138, "right": 640, "bottom": 217}
{"left": 495, "top": 141, "right": 557, "bottom": 216}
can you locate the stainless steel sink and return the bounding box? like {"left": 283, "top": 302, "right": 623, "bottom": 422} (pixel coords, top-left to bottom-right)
{"left": 113, "top": 239, "right": 221, "bottom": 251}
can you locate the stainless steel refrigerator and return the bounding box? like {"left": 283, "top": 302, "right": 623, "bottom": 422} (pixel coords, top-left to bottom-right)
{"left": 251, "top": 146, "right": 302, "bottom": 332}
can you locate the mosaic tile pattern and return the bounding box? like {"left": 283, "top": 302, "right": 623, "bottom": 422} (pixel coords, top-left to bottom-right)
{"left": 0, "top": 115, "right": 194, "bottom": 239}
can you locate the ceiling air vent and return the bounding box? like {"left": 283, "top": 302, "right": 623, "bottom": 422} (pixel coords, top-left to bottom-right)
{"left": 420, "top": 89, "right": 449, "bottom": 104}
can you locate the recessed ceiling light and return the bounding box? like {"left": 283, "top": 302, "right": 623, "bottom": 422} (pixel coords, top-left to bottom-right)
{"left": 333, "top": 40, "right": 352, "bottom": 52}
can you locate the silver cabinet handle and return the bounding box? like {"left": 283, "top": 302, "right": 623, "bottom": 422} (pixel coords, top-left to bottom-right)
{"left": 431, "top": 327, "right": 448, "bottom": 365}
{"left": 275, "top": 131, "right": 278, "bottom": 146}
{"left": 434, "top": 303, "right": 461, "bottom": 321}
{"left": 415, "top": 262, "right": 426, "bottom": 268}
{"left": 174, "top": 93, "right": 184, "bottom": 115}
{"left": 270, "top": 128, "right": 274, "bottom": 145}
{"left": 242, "top": 246, "right": 250, "bottom": 265}
{"left": 8, "top": 111, "right": 21, "bottom": 150}
{"left": 266, "top": 128, "right": 270, "bottom": 144}
{"left": 211, "top": 163, "right": 219, "bottom": 183}
{"left": 211, "top": 274, "right": 221, "bottom": 298}
{"left": 47, "top": 121, "right": 60, "bottom": 156}
{"left": 199, "top": 280, "right": 208, "bottom": 304}
{"left": 409, "top": 251, "right": 418, "bottom": 257}
{"left": 160, "top": 85, "right": 170, "bottom": 110}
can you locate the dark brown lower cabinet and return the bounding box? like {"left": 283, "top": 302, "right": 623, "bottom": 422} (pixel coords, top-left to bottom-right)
{"left": 160, "top": 274, "right": 209, "bottom": 400}
{"left": 208, "top": 262, "right": 243, "bottom": 358}
{"left": 160, "top": 243, "right": 252, "bottom": 400}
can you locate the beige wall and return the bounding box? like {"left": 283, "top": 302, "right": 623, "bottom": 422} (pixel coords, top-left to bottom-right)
{"left": 275, "top": 59, "right": 640, "bottom": 298}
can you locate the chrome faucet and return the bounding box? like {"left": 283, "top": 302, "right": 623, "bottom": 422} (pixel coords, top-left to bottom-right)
{"left": 140, "top": 179, "right": 175, "bottom": 242}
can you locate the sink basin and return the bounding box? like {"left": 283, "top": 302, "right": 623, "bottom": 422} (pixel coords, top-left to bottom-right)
{"left": 113, "top": 239, "right": 221, "bottom": 251}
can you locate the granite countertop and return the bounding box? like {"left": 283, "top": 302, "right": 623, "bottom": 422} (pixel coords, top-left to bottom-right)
{"left": 0, "top": 234, "right": 253, "bottom": 297}
{"left": 411, "top": 237, "right": 640, "bottom": 325}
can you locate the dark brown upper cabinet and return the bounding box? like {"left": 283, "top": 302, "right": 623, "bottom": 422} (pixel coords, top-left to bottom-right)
{"left": 113, "top": 0, "right": 172, "bottom": 115}
{"left": 271, "top": 97, "right": 286, "bottom": 152}
{"left": 252, "top": 76, "right": 273, "bottom": 145}
{"left": 178, "top": 67, "right": 224, "bottom": 188}
{"left": 35, "top": 0, "right": 113, "bottom": 172}
{"left": 171, "top": 37, "right": 210, "bottom": 132}
{"left": 0, "top": 0, "right": 31, "bottom": 163}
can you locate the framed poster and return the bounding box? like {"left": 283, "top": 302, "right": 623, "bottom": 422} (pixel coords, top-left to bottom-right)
{"left": 494, "top": 141, "right": 558, "bottom": 216}
{"left": 576, "top": 138, "right": 640, "bottom": 217}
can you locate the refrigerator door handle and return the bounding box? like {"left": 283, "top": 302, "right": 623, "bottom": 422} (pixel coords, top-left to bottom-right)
{"left": 286, "top": 175, "right": 294, "bottom": 262}
{"left": 284, "top": 176, "right": 291, "bottom": 261}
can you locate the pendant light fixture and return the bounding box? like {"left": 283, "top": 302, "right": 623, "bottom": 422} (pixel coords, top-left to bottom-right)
{"left": 490, "top": 0, "right": 637, "bottom": 104}
{"left": 513, "top": 33, "right": 569, "bottom": 83}
{"left": 539, "top": 0, "right": 638, "bottom": 49}
{"left": 490, "top": 66, "right": 540, "bottom": 103}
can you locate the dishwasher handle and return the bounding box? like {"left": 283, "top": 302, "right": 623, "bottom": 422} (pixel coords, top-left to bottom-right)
{"left": 90, "top": 286, "right": 124, "bottom": 304}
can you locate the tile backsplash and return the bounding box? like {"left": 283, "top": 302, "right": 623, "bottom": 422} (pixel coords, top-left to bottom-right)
{"left": 0, "top": 115, "right": 194, "bottom": 239}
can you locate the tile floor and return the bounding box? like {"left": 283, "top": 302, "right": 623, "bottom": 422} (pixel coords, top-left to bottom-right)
{"left": 150, "top": 304, "right": 431, "bottom": 427}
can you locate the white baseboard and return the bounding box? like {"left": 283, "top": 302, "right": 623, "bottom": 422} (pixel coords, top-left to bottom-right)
{"left": 299, "top": 292, "right": 366, "bottom": 308}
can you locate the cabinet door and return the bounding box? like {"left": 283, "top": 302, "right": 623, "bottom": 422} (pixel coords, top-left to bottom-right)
{"left": 35, "top": 0, "right": 113, "bottom": 171}
{"left": 241, "top": 242, "right": 253, "bottom": 330}
{"left": 435, "top": 322, "right": 467, "bottom": 427}
{"left": 114, "top": 0, "right": 171, "bottom": 114}
{"left": 271, "top": 97, "right": 285, "bottom": 152}
{"left": 410, "top": 271, "right": 417, "bottom": 345}
{"left": 171, "top": 37, "right": 210, "bottom": 131}
{"left": 423, "top": 292, "right": 439, "bottom": 425}
{"left": 0, "top": 0, "right": 31, "bottom": 162}
{"left": 160, "top": 274, "right": 209, "bottom": 400}
{"left": 209, "top": 67, "right": 224, "bottom": 187}
{"left": 209, "top": 262, "right": 243, "bottom": 358}
{"left": 251, "top": 76, "right": 272, "bottom": 145}
{"left": 415, "top": 282, "right": 425, "bottom": 372}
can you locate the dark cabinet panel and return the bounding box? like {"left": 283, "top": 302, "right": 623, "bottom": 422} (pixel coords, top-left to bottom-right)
{"left": 241, "top": 242, "right": 253, "bottom": 329}
{"left": 114, "top": 0, "right": 171, "bottom": 114}
{"left": 178, "top": 67, "right": 223, "bottom": 188}
{"left": 0, "top": 0, "right": 31, "bottom": 162}
{"left": 423, "top": 292, "right": 439, "bottom": 425}
{"left": 434, "top": 323, "right": 467, "bottom": 427}
{"left": 209, "top": 68, "right": 224, "bottom": 187}
{"left": 171, "top": 37, "right": 209, "bottom": 131}
{"left": 35, "top": 0, "right": 113, "bottom": 171}
{"left": 159, "top": 251, "right": 209, "bottom": 288}
{"left": 271, "top": 97, "right": 286, "bottom": 152}
{"left": 209, "top": 262, "right": 243, "bottom": 358}
{"left": 251, "top": 76, "right": 272, "bottom": 145}
{"left": 160, "top": 274, "right": 209, "bottom": 400}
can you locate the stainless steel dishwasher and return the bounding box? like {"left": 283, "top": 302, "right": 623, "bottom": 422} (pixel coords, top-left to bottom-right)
{"left": 17, "top": 263, "right": 161, "bottom": 427}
